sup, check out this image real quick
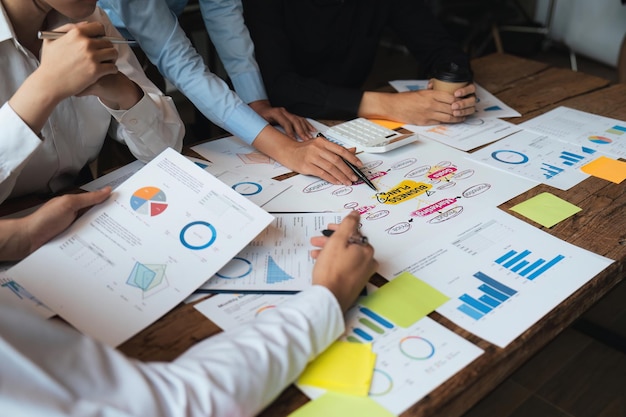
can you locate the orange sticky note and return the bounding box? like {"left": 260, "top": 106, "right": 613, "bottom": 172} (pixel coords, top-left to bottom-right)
{"left": 367, "top": 118, "right": 404, "bottom": 130}
{"left": 581, "top": 156, "right": 626, "bottom": 184}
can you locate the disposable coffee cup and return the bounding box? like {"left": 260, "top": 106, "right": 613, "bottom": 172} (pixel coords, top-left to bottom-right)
{"left": 431, "top": 62, "right": 472, "bottom": 95}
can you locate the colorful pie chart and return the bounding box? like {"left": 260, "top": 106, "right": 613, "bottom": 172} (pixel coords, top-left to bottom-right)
{"left": 588, "top": 135, "right": 612, "bottom": 144}
{"left": 130, "top": 187, "right": 168, "bottom": 216}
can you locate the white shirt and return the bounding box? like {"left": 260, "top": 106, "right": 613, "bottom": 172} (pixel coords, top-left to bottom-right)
{"left": 0, "top": 285, "right": 344, "bottom": 417}
{"left": 0, "top": 6, "right": 185, "bottom": 203}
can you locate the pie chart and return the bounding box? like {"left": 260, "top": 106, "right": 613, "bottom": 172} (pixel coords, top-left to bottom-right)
{"left": 130, "top": 187, "right": 168, "bottom": 216}
{"left": 588, "top": 135, "right": 612, "bottom": 144}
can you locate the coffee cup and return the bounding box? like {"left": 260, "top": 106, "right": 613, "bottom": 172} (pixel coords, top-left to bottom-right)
{"left": 431, "top": 62, "right": 472, "bottom": 95}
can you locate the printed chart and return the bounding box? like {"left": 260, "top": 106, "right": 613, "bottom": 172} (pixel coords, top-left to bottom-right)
{"left": 379, "top": 208, "right": 613, "bottom": 347}
{"left": 10, "top": 149, "right": 273, "bottom": 346}
{"left": 520, "top": 106, "right": 626, "bottom": 159}
{"left": 468, "top": 129, "right": 595, "bottom": 190}
{"left": 198, "top": 213, "right": 343, "bottom": 292}
{"left": 301, "top": 313, "right": 482, "bottom": 415}
{"left": 194, "top": 292, "right": 483, "bottom": 416}
{"left": 130, "top": 186, "right": 168, "bottom": 216}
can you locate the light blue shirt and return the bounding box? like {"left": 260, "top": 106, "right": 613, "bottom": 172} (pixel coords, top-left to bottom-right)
{"left": 98, "top": 0, "right": 268, "bottom": 144}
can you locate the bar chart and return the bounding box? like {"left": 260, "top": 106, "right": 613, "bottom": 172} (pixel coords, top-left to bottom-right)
{"left": 495, "top": 248, "right": 565, "bottom": 280}
{"left": 346, "top": 306, "right": 395, "bottom": 343}
{"left": 457, "top": 271, "right": 518, "bottom": 320}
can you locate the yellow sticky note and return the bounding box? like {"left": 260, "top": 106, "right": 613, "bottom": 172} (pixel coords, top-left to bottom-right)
{"left": 581, "top": 156, "right": 626, "bottom": 184}
{"left": 510, "top": 192, "right": 581, "bottom": 228}
{"left": 367, "top": 118, "right": 404, "bottom": 130}
{"left": 359, "top": 272, "right": 449, "bottom": 327}
{"left": 298, "top": 341, "right": 376, "bottom": 396}
{"left": 288, "top": 392, "right": 395, "bottom": 417}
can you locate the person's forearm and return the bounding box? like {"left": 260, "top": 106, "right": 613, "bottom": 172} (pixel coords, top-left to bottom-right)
{"left": 358, "top": 91, "right": 395, "bottom": 121}
{"left": 97, "top": 74, "right": 144, "bottom": 110}
{"left": 1, "top": 286, "right": 343, "bottom": 417}
{"left": 8, "top": 71, "right": 63, "bottom": 134}
{"left": 0, "top": 218, "right": 29, "bottom": 261}
{"left": 249, "top": 124, "right": 296, "bottom": 169}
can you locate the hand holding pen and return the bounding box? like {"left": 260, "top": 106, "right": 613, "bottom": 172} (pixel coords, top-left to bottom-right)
{"left": 37, "top": 22, "right": 121, "bottom": 98}
{"left": 311, "top": 212, "right": 376, "bottom": 312}
{"left": 316, "top": 132, "right": 377, "bottom": 191}
{"left": 322, "top": 229, "right": 368, "bottom": 245}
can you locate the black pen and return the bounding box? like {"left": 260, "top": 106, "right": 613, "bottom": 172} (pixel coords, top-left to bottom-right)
{"left": 316, "top": 132, "right": 377, "bottom": 191}
{"left": 322, "top": 229, "right": 369, "bottom": 245}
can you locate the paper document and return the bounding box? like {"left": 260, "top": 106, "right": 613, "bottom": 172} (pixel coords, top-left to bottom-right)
{"left": 0, "top": 268, "right": 54, "bottom": 319}
{"left": 198, "top": 212, "right": 343, "bottom": 293}
{"left": 262, "top": 139, "right": 537, "bottom": 266}
{"left": 378, "top": 207, "right": 613, "bottom": 347}
{"left": 210, "top": 169, "right": 291, "bottom": 208}
{"left": 196, "top": 290, "right": 482, "bottom": 416}
{"left": 520, "top": 106, "right": 626, "bottom": 160}
{"left": 467, "top": 129, "right": 594, "bottom": 190}
{"left": 192, "top": 136, "right": 293, "bottom": 179}
{"left": 9, "top": 148, "right": 274, "bottom": 346}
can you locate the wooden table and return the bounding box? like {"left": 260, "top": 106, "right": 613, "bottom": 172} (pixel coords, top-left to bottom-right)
{"left": 17, "top": 53, "right": 625, "bottom": 417}
{"left": 119, "top": 53, "right": 625, "bottom": 416}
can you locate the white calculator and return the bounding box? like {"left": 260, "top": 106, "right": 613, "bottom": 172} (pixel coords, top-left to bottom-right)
{"left": 324, "top": 118, "right": 418, "bottom": 153}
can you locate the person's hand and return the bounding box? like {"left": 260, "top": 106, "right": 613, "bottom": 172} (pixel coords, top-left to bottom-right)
{"left": 18, "top": 188, "right": 112, "bottom": 259}
{"left": 360, "top": 87, "right": 476, "bottom": 126}
{"left": 251, "top": 125, "right": 364, "bottom": 186}
{"left": 248, "top": 100, "right": 316, "bottom": 141}
{"left": 77, "top": 72, "right": 143, "bottom": 110}
{"left": 451, "top": 82, "right": 477, "bottom": 118}
{"left": 37, "top": 22, "right": 120, "bottom": 101}
{"left": 310, "top": 211, "right": 377, "bottom": 312}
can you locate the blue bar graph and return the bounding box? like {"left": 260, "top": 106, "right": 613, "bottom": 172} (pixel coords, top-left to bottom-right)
{"left": 607, "top": 125, "right": 626, "bottom": 135}
{"left": 474, "top": 271, "right": 517, "bottom": 296}
{"left": 559, "top": 151, "right": 585, "bottom": 166}
{"left": 502, "top": 250, "right": 531, "bottom": 268}
{"left": 460, "top": 294, "right": 493, "bottom": 313}
{"left": 479, "top": 284, "right": 509, "bottom": 301}
{"left": 479, "top": 294, "right": 501, "bottom": 308}
{"left": 582, "top": 146, "right": 597, "bottom": 154}
{"left": 511, "top": 260, "right": 529, "bottom": 272}
{"left": 457, "top": 272, "right": 518, "bottom": 320}
{"left": 458, "top": 304, "right": 484, "bottom": 320}
{"left": 359, "top": 307, "right": 394, "bottom": 329}
{"left": 519, "top": 259, "right": 545, "bottom": 277}
{"left": 349, "top": 306, "right": 394, "bottom": 342}
{"left": 495, "top": 247, "right": 565, "bottom": 280}
{"left": 495, "top": 249, "right": 516, "bottom": 264}
{"left": 527, "top": 255, "right": 565, "bottom": 280}
{"left": 353, "top": 328, "right": 373, "bottom": 341}
{"left": 541, "top": 163, "right": 564, "bottom": 179}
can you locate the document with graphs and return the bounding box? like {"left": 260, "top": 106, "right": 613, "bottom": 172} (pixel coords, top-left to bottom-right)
{"left": 378, "top": 207, "right": 613, "bottom": 347}
{"left": 8, "top": 148, "right": 273, "bottom": 346}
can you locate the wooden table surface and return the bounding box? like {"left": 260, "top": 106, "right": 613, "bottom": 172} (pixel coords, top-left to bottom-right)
{"left": 15, "top": 52, "right": 625, "bottom": 417}
{"left": 118, "top": 53, "right": 626, "bottom": 416}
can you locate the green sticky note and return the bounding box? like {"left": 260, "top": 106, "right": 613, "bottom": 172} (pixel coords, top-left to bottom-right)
{"left": 510, "top": 192, "right": 581, "bottom": 228}
{"left": 298, "top": 341, "right": 376, "bottom": 396}
{"left": 288, "top": 392, "right": 395, "bottom": 417}
{"left": 581, "top": 156, "right": 626, "bottom": 184}
{"left": 359, "top": 271, "right": 449, "bottom": 327}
